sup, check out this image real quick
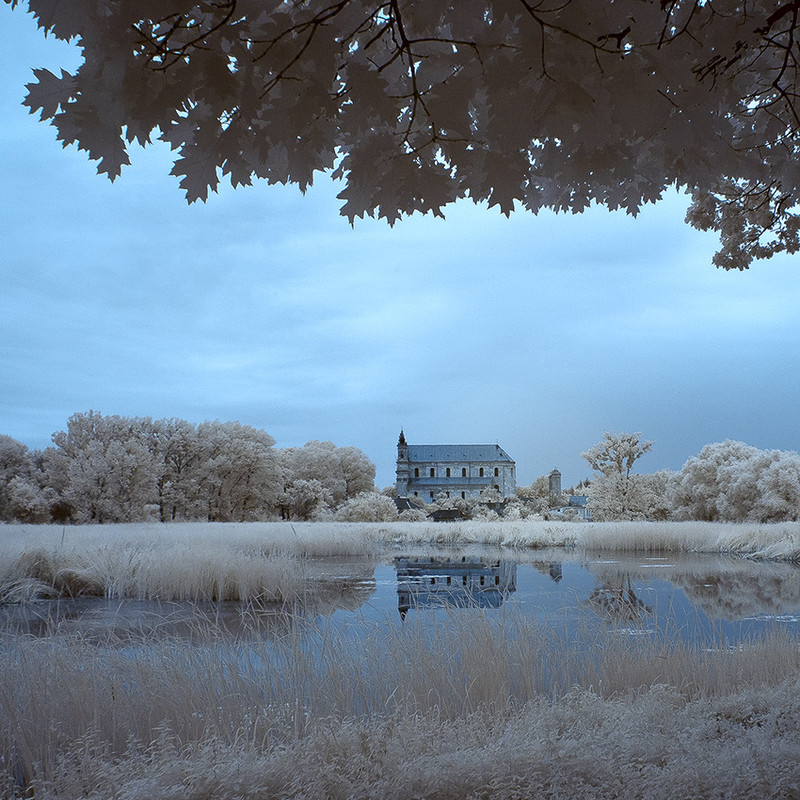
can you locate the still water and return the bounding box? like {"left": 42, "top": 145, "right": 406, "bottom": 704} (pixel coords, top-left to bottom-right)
{"left": 3, "top": 546, "right": 800, "bottom": 646}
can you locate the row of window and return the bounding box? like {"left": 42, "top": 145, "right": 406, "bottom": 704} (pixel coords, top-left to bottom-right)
{"left": 424, "top": 575, "right": 501, "bottom": 586}
{"left": 413, "top": 487, "right": 501, "bottom": 499}
{"left": 412, "top": 466, "right": 502, "bottom": 478}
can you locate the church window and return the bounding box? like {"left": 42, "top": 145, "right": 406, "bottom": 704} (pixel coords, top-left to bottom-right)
{"left": 430, "top": 491, "right": 434, "bottom": 498}
{"left": 462, "top": 467, "right": 467, "bottom": 477}
{"left": 494, "top": 485, "right": 499, "bottom": 491}
{"left": 414, "top": 468, "right": 419, "bottom": 477}
{"left": 461, "top": 491, "right": 465, "bottom": 499}
{"left": 446, "top": 468, "right": 451, "bottom": 477}
{"left": 430, "top": 468, "right": 435, "bottom": 477}
{"left": 479, "top": 468, "right": 484, "bottom": 477}
{"left": 494, "top": 467, "right": 499, "bottom": 477}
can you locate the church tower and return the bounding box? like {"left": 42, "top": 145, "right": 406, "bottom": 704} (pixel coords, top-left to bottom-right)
{"left": 396, "top": 430, "right": 410, "bottom": 497}
{"left": 548, "top": 468, "right": 562, "bottom": 501}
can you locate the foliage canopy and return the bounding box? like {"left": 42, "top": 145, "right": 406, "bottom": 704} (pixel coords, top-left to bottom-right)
{"left": 10, "top": 0, "right": 800, "bottom": 267}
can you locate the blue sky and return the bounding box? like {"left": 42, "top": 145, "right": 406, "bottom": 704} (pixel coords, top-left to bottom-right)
{"left": 2, "top": 4, "right": 800, "bottom": 490}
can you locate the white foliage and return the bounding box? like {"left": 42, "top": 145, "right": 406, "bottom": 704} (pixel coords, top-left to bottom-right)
{"left": 280, "top": 440, "right": 376, "bottom": 515}
{"left": 335, "top": 491, "right": 399, "bottom": 522}
{"left": 672, "top": 440, "right": 800, "bottom": 523}
{"left": 582, "top": 432, "right": 655, "bottom": 521}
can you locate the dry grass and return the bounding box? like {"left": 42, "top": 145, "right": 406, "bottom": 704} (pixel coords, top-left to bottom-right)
{"left": 0, "top": 523, "right": 387, "bottom": 603}
{"left": 1, "top": 519, "right": 798, "bottom": 605}
{"left": 1, "top": 612, "right": 799, "bottom": 799}
{"left": 2, "top": 520, "right": 800, "bottom": 797}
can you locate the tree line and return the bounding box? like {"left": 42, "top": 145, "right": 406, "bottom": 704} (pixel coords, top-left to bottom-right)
{"left": 575, "top": 433, "right": 800, "bottom": 523}
{"left": 3, "top": 419, "right": 799, "bottom": 525}
{"left": 0, "top": 411, "right": 376, "bottom": 524}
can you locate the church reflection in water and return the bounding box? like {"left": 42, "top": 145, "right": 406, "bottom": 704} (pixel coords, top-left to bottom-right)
{"left": 394, "top": 555, "right": 519, "bottom": 618}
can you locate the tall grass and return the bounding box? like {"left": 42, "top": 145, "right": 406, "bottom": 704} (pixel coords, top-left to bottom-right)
{"left": 2, "top": 521, "right": 800, "bottom": 797}
{"left": 0, "top": 523, "right": 385, "bottom": 603}
{"left": 1, "top": 519, "right": 798, "bottom": 604}
{"left": 1, "top": 611, "right": 799, "bottom": 799}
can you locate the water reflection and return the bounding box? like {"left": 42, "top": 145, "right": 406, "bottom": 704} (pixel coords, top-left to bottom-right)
{"left": 586, "top": 576, "right": 651, "bottom": 624}
{"left": 394, "top": 555, "right": 518, "bottom": 618}
{"left": 0, "top": 566, "right": 376, "bottom": 642}
{"left": 2, "top": 548, "right": 800, "bottom": 645}
{"left": 584, "top": 556, "right": 800, "bottom": 621}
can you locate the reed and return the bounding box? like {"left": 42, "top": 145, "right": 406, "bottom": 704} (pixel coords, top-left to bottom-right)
{"left": 2, "top": 520, "right": 799, "bottom": 604}
{"left": 1, "top": 610, "right": 799, "bottom": 799}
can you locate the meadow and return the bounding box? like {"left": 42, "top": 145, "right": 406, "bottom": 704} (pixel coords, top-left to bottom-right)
{"left": 2, "top": 520, "right": 800, "bottom": 799}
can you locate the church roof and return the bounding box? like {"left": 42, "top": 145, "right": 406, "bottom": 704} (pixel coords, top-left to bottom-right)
{"left": 406, "top": 444, "right": 514, "bottom": 463}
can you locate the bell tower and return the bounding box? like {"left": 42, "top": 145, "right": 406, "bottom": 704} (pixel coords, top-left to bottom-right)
{"left": 396, "top": 430, "right": 410, "bottom": 497}
{"left": 549, "top": 468, "right": 562, "bottom": 501}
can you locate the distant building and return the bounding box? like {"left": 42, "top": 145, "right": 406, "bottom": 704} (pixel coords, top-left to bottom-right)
{"left": 395, "top": 431, "right": 516, "bottom": 503}
{"left": 551, "top": 494, "right": 592, "bottom": 521}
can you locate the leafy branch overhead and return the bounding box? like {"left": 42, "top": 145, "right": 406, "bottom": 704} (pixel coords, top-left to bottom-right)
{"left": 10, "top": 0, "right": 800, "bottom": 268}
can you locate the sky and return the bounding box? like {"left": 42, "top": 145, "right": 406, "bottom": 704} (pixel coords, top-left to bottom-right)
{"left": 2, "top": 5, "right": 800, "bottom": 491}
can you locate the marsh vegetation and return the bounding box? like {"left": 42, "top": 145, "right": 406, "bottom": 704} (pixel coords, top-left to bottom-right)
{"left": 2, "top": 520, "right": 800, "bottom": 798}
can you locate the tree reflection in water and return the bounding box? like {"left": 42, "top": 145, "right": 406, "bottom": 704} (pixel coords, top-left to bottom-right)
{"left": 587, "top": 576, "right": 651, "bottom": 624}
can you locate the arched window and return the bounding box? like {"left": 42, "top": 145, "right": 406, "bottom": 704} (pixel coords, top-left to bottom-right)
{"left": 461, "top": 491, "right": 466, "bottom": 499}
{"left": 494, "top": 467, "right": 499, "bottom": 477}
{"left": 494, "top": 484, "right": 500, "bottom": 491}
{"left": 461, "top": 467, "right": 467, "bottom": 477}
{"left": 414, "top": 468, "right": 419, "bottom": 478}
{"left": 479, "top": 467, "right": 484, "bottom": 477}
{"left": 429, "top": 491, "right": 434, "bottom": 499}
{"left": 430, "top": 467, "right": 435, "bottom": 477}
{"left": 446, "top": 467, "right": 451, "bottom": 477}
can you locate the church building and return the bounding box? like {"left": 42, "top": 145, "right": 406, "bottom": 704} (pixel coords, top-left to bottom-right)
{"left": 396, "top": 431, "right": 516, "bottom": 503}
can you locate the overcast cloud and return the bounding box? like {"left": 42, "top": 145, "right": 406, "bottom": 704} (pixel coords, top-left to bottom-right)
{"left": 2, "top": 5, "right": 800, "bottom": 490}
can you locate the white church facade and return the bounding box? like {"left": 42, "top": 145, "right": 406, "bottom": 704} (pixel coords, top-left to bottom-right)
{"left": 395, "top": 431, "right": 516, "bottom": 503}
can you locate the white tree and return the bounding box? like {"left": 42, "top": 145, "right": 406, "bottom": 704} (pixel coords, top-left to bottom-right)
{"left": 335, "top": 491, "right": 399, "bottom": 522}
{"left": 0, "top": 435, "right": 36, "bottom": 521}
{"left": 10, "top": 0, "right": 800, "bottom": 269}
{"left": 276, "top": 478, "right": 334, "bottom": 521}
{"left": 582, "top": 432, "right": 654, "bottom": 520}
{"left": 197, "top": 420, "right": 280, "bottom": 521}
{"left": 280, "top": 440, "right": 375, "bottom": 510}
{"left": 671, "top": 440, "right": 800, "bottom": 522}
{"left": 5, "top": 475, "right": 55, "bottom": 523}
{"left": 150, "top": 417, "right": 206, "bottom": 522}
{"left": 49, "top": 411, "right": 161, "bottom": 523}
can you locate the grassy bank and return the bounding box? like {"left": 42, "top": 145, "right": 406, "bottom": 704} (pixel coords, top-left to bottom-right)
{"left": 2, "top": 612, "right": 799, "bottom": 799}
{"left": 2, "top": 521, "right": 800, "bottom": 797}
{"left": 1, "top": 520, "right": 798, "bottom": 604}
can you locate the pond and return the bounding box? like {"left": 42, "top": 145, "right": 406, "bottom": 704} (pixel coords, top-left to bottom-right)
{"left": 3, "top": 545, "right": 800, "bottom": 648}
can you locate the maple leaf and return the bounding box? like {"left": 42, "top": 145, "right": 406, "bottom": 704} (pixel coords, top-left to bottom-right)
{"left": 10, "top": 0, "right": 800, "bottom": 267}
{"left": 23, "top": 68, "right": 75, "bottom": 120}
